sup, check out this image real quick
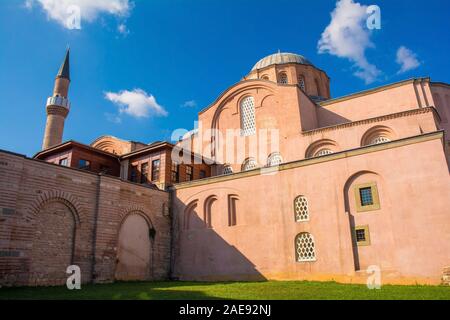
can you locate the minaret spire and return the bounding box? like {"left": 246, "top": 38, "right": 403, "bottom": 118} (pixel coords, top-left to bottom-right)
{"left": 57, "top": 48, "right": 70, "bottom": 81}
{"left": 42, "top": 49, "right": 72, "bottom": 150}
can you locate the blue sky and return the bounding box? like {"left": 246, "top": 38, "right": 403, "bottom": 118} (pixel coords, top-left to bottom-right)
{"left": 0, "top": 0, "right": 449, "bottom": 156}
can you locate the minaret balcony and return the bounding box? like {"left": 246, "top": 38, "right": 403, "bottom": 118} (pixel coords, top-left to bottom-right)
{"left": 46, "top": 96, "right": 71, "bottom": 110}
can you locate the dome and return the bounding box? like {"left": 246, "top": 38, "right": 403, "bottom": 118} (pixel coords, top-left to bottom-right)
{"left": 251, "top": 52, "right": 312, "bottom": 71}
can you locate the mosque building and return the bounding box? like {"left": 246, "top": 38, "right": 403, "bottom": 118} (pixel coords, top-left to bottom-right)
{"left": 0, "top": 49, "right": 449, "bottom": 286}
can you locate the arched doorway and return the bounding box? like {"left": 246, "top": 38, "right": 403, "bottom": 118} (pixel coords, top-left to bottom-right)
{"left": 115, "top": 213, "right": 153, "bottom": 281}
{"left": 30, "top": 201, "right": 77, "bottom": 286}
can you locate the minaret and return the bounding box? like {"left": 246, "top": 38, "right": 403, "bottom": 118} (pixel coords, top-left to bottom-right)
{"left": 42, "top": 49, "right": 71, "bottom": 150}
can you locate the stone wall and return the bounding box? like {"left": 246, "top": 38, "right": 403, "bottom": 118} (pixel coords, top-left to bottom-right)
{"left": 0, "top": 150, "right": 171, "bottom": 287}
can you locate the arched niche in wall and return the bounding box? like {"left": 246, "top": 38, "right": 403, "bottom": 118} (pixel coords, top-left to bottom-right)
{"left": 360, "top": 125, "right": 396, "bottom": 147}
{"left": 305, "top": 139, "right": 339, "bottom": 158}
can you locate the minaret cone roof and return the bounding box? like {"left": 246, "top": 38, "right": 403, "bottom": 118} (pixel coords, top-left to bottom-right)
{"left": 57, "top": 49, "right": 70, "bottom": 81}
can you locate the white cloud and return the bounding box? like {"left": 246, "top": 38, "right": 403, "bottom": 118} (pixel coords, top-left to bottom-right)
{"left": 181, "top": 100, "right": 197, "bottom": 108}
{"left": 25, "top": 0, "right": 132, "bottom": 29}
{"left": 318, "top": 0, "right": 381, "bottom": 84}
{"left": 105, "top": 89, "right": 168, "bottom": 119}
{"left": 396, "top": 46, "right": 420, "bottom": 74}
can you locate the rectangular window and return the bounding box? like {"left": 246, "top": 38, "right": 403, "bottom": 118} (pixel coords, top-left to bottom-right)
{"left": 359, "top": 187, "right": 374, "bottom": 206}
{"left": 355, "top": 226, "right": 370, "bottom": 246}
{"left": 355, "top": 182, "right": 380, "bottom": 212}
{"left": 59, "top": 158, "right": 68, "bottom": 167}
{"left": 141, "top": 162, "right": 149, "bottom": 183}
{"left": 171, "top": 163, "right": 179, "bottom": 183}
{"left": 78, "top": 159, "right": 91, "bottom": 170}
{"left": 186, "top": 166, "right": 193, "bottom": 181}
{"left": 130, "top": 165, "right": 138, "bottom": 183}
{"left": 151, "top": 159, "right": 161, "bottom": 182}
{"left": 199, "top": 170, "right": 206, "bottom": 179}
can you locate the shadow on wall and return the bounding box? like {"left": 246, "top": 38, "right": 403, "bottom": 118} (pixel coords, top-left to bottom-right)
{"left": 171, "top": 196, "right": 266, "bottom": 282}
{"left": 316, "top": 106, "right": 352, "bottom": 128}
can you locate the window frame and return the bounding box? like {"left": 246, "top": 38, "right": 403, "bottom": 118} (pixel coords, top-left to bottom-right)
{"left": 240, "top": 96, "right": 256, "bottom": 137}
{"left": 354, "top": 225, "right": 371, "bottom": 246}
{"left": 151, "top": 159, "right": 161, "bottom": 182}
{"left": 78, "top": 159, "right": 91, "bottom": 170}
{"left": 295, "top": 232, "right": 317, "bottom": 262}
{"left": 141, "top": 162, "right": 149, "bottom": 183}
{"left": 354, "top": 182, "right": 380, "bottom": 212}
{"left": 59, "top": 158, "right": 68, "bottom": 167}
{"left": 130, "top": 165, "right": 138, "bottom": 183}
{"left": 186, "top": 165, "right": 193, "bottom": 181}
{"left": 278, "top": 72, "right": 288, "bottom": 84}
{"left": 171, "top": 162, "right": 179, "bottom": 183}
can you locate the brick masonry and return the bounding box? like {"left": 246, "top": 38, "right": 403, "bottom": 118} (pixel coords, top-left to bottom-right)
{"left": 0, "top": 150, "right": 171, "bottom": 287}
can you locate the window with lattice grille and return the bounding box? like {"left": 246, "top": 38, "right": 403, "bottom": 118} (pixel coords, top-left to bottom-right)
{"left": 267, "top": 153, "right": 283, "bottom": 167}
{"left": 314, "top": 149, "right": 334, "bottom": 157}
{"left": 298, "top": 77, "right": 306, "bottom": 91}
{"left": 242, "top": 158, "right": 258, "bottom": 171}
{"left": 240, "top": 96, "right": 256, "bottom": 136}
{"left": 223, "top": 165, "right": 233, "bottom": 175}
{"left": 279, "top": 73, "right": 288, "bottom": 84}
{"left": 295, "top": 233, "right": 316, "bottom": 262}
{"left": 370, "top": 136, "right": 390, "bottom": 145}
{"left": 294, "top": 196, "right": 309, "bottom": 222}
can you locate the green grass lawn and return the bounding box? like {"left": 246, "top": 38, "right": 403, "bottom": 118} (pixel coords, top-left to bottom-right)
{"left": 0, "top": 281, "right": 449, "bottom": 300}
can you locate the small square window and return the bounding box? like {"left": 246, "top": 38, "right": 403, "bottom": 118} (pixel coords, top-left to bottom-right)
{"left": 199, "top": 170, "right": 206, "bottom": 179}
{"left": 354, "top": 182, "right": 380, "bottom": 212}
{"left": 355, "top": 226, "right": 370, "bottom": 246}
{"left": 356, "top": 229, "right": 366, "bottom": 242}
{"left": 359, "top": 187, "right": 374, "bottom": 206}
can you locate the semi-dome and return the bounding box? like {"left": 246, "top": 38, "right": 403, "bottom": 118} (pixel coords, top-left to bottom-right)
{"left": 251, "top": 52, "right": 312, "bottom": 71}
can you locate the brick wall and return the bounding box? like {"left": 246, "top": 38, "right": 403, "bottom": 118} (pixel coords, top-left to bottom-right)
{"left": 0, "top": 150, "right": 171, "bottom": 287}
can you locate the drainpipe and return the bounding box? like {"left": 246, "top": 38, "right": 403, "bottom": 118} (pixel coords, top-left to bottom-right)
{"left": 90, "top": 173, "right": 102, "bottom": 284}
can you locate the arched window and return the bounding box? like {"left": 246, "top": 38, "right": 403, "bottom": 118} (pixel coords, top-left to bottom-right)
{"left": 278, "top": 73, "right": 288, "bottom": 84}
{"left": 261, "top": 75, "right": 269, "bottom": 81}
{"left": 240, "top": 96, "right": 256, "bottom": 136}
{"left": 223, "top": 165, "right": 233, "bottom": 175}
{"left": 361, "top": 126, "right": 395, "bottom": 147}
{"left": 298, "top": 76, "right": 306, "bottom": 91}
{"left": 242, "top": 158, "right": 258, "bottom": 171}
{"left": 314, "top": 149, "right": 334, "bottom": 157}
{"left": 294, "top": 196, "right": 309, "bottom": 222}
{"left": 305, "top": 139, "right": 338, "bottom": 159}
{"left": 370, "top": 136, "right": 391, "bottom": 145}
{"left": 295, "top": 233, "right": 316, "bottom": 262}
{"left": 267, "top": 152, "right": 283, "bottom": 167}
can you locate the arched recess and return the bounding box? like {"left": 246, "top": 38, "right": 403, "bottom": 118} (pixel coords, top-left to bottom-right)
{"left": 361, "top": 125, "right": 396, "bottom": 147}
{"left": 184, "top": 199, "right": 203, "bottom": 230}
{"left": 228, "top": 194, "right": 239, "bottom": 226}
{"left": 204, "top": 195, "right": 218, "bottom": 229}
{"left": 29, "top": 195, "right": 80, "bottom": 286}
{"left": 209, "top": 82, "right": 277, "bottom": 160}
{"left": 305, "top": 139, "right": 339, "bottom": 158}
{"left": 115, "top": 210, "right": 154, "bottom": 281}
{"left": 343, "top": 171, "right": 384, "bottom": 272}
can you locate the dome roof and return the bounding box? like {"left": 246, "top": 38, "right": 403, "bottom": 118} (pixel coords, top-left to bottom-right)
{"left": 251, "top": 52, "right": 312, "bottom": 71}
